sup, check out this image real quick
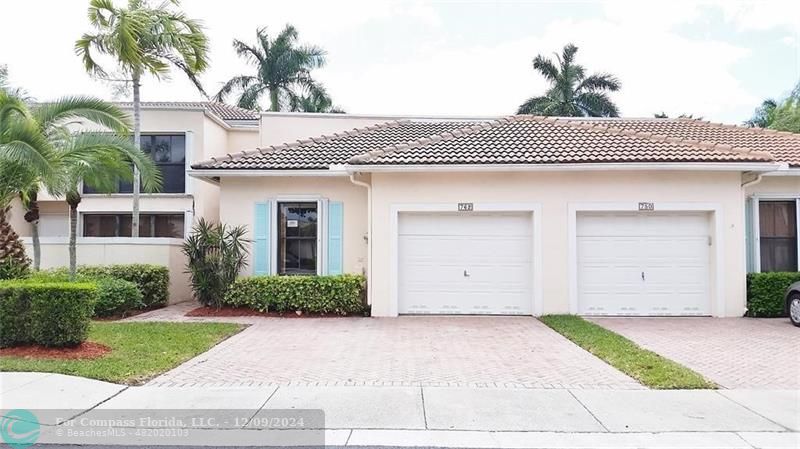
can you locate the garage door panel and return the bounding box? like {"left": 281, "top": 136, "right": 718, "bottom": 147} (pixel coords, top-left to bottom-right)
{"left": 399, "top": 212, "right": 533, "bottom": 315}
{"left": 577, "top": 212, "right": 711, "bottom": 316}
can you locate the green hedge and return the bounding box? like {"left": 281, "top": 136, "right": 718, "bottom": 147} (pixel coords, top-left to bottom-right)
{"left": 0, "top": 280, "right": 97, "bottom": 347}
{"left": 746, "top": 272, "right": 800, "bottom": 317}
{"left": 28, "top": 271, "right": 144, "bottom": 318}
{"left": 43, "top": 264, "right": 169, "bottom": 308}
{"left": 224, "top": 275, "right": 367, "bottom": 315}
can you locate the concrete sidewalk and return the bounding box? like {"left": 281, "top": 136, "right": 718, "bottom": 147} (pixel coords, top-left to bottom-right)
{"left": 1, "top": 372, "right": 798, "bottom": 448}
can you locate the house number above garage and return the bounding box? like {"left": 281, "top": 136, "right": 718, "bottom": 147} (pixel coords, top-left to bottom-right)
{"left": 458, "top": 202, "right": 474, "bottom": 212}
{"left": 638, "top": 202, "right": 655, "bottom": 211}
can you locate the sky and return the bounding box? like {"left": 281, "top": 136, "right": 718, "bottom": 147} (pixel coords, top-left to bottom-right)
{"left": 1, "top": 0, "right": 798, "bottom": 124}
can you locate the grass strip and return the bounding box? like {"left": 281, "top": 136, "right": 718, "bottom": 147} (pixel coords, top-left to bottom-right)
{"left": 540, "top": 315, "right": 715, "bottom": 389}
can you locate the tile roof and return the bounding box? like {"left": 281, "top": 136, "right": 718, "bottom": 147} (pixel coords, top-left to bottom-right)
{"left": 571, "top": 118, "right": 800, "bottom": 166}
{"left": 192, "top": 115, "right": 788, "bottom": 171}
{"left": 350, "top": 116, "right": 773, "bottom": 166}
{"left": 192, "top": 120, "right": 482, "bottom": 169}
{"left": 115, "top": 101, "right": 259, "bottom": 121}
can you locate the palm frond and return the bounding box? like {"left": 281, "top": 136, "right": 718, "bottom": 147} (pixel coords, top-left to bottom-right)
{"left": 32, "top": 97, "right": 132, "bottom": 135}
{"left": 576, "top": 91, "right": 620, "bottom": 117}
{"left": 578, "top": 73, "right": 621, "bottom": 93}
{"left": 517, "top": 96, "right": 555, "bottom": 114}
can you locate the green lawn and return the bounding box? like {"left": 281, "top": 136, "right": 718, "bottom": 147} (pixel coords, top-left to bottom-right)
{"left": 0, "top": 322, "right": 243, "bottom": 385}
{"left": 540, "top": 315, "right": 715, "bottom": 389}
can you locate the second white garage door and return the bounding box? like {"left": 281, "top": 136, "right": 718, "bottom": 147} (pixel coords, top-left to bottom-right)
{"left": 399, "top": 212, "right": 533, "bottom": 315}
{"left": 577, "top": 212, "right": 711, "bottom": 316}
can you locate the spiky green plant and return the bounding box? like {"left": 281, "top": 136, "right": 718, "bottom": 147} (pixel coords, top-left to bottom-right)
{"left": 182, "top": 219, "right": 250, "bottom": 308}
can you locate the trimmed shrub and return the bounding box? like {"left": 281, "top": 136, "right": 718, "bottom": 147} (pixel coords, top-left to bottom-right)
{"left": 40, "top": 264, "right": 169, "bottom": 308}
{"left": 93, "top": 277, "right": 144, "bottom": 317}
{"left": 29, "top": 271, "right": 144, "bottom": 317}
{"left": 224, "top": 275, "right": 367, "bottom": 315}
{"left": 0, "top": 280, "right": 96, "bottom": 347}
{"left": 746, "top": 272, "right": 800, "bottom": 317}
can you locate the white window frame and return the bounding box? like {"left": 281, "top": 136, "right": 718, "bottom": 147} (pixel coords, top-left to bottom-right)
{"left": 567, "top": 202, "right": 724, "bottom": 317}
{"left": 270, "top": 196, "right": 328, "bottom": 276}
{"left": 388, "top": 202, "right": 543, "bottom": 317}
{"left": 751, "top": 194, "right": 800, "bottom": 273}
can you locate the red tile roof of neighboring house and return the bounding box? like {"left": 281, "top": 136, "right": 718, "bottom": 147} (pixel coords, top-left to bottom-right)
{"left": 116, "top": 101, "right": 259, "bottom": 121}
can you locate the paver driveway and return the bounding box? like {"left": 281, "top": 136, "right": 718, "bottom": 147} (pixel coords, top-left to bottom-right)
{"left": 141, "top": 307, "right": 640, "bottom": 389}
{"left": 591, "top": 317, "right": 800, "bottom": 389}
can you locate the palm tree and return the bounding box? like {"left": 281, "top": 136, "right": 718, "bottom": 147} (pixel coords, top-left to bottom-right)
{"left": 26, "top": 97, "right": 141, "bottom": 271}
{"left": 214, "top": 25, "right": 327, "bottom": 112}
{"left": 0, "top": 89, "right": 50, "bottom": 275}
{"left": 288, "top": 85, "right": 344, "bottom": 113}
{"left": 745, "top": 99, "right": 778, "bottom": 128}
{"left": 517, "top": 43, "right": 621, "bottom": 117}
{"left": 76, "top": 0, "right": 208, "bottom": 237}
{"left": 0, "top": 90, "right": 160, "bottom": 278}
{"left": 59, "top": 132, "right": 160, "bottom": 279}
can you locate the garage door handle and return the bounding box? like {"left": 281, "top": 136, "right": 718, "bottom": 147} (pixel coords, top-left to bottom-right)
{"left": 641, "top": 271, "right": 645, "bottom": 281}
{"left": 464, "top": 269, "right": 470, "bottom": 278}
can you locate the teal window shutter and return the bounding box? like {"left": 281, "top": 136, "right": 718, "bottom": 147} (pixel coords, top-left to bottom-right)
{"left": 254, "top": 202, "right": 270, "bottom": 275}
{"left": 328, "top": 201, "right": 344, "bottom": 275}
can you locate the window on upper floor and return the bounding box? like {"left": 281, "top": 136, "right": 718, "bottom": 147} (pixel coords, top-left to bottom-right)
{"left": 83, "top": 134, "right": 186, "bottom": 194}
{"left": 82, "top": 213, "right": 185, "bottom": 238}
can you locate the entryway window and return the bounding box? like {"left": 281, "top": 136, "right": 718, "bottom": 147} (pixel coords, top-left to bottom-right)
{"left": 277, "top": 202, "right": 318, "bottom": 275}
{"left": 759, "top": 201, "right": 798, "bottom": 272}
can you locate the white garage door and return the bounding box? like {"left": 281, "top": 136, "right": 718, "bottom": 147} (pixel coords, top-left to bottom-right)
{"left": 399, "top": 212, "right": 533, "bottom": 315}
{"left": 577, "top": 212, "right": 711, "bottom": 316}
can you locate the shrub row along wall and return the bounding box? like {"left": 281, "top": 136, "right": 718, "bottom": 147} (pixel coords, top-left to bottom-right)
{"left": 0, "top": 280, "right": 96, "bottom": 347}
{"left": 224, "top": 274, "right": 367, "bottom": 315}
{"left": 746, "top": 272, "right": 800, "bottom": 317}
{"left": 37, "top": 264, "right": 169, "bottom": 312}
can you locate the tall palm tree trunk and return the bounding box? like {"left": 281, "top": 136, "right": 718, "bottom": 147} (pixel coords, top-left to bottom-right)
{"left": 269, "top": 89, "right": 279, "bottom": 112}
{"left": 66, "top": 193, "right": 81, "bottom": 281}
{"left": 23, "top": 190, "right": 40, "bottom": 271}
{"left": 131, "top": 72, "right": 142, "bottom": 237}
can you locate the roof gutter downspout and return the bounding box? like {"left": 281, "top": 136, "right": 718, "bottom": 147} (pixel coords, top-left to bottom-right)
{"left": 741, "top": 172, "right": 765, "bottom": 189}
{"left": 349, "top": 173, "right": 372, "bottom": 306}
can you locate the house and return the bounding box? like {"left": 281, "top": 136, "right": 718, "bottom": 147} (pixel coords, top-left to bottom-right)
{"left": 190, "top": 114, "right": 799, "bottom": 317}
{"left": 11, "top": 105, "right": 799, "bottom": 317}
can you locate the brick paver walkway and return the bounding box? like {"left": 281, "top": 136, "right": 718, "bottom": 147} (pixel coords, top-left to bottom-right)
{"left": 591, "top": 317, "right": 800, "bottom": 389}
{"left": 138, "top": 305, "right": 641, "bottom": 389}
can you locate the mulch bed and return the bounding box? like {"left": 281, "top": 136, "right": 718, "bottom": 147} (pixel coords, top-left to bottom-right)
{"left": 186, "top": 306, "right": 362, "bottom": 318}
{"left": 0, "top": 342, "right": 111, "bottom": 360}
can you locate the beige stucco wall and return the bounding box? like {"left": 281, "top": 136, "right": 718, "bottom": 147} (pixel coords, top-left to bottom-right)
{"left": 259, "top": 114, "right": 394, "bottom": 146}
{"left": 219, "top": 176, "right": 369, "bottom": 276}
{"left": 745, "top": 175, "right": 800, "bottom": 196}
{"left": 22, "top": 237, "right": 191, "bottom": 304}
{"left": 368, "top": 170, "right": 747, "bottom": 317}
